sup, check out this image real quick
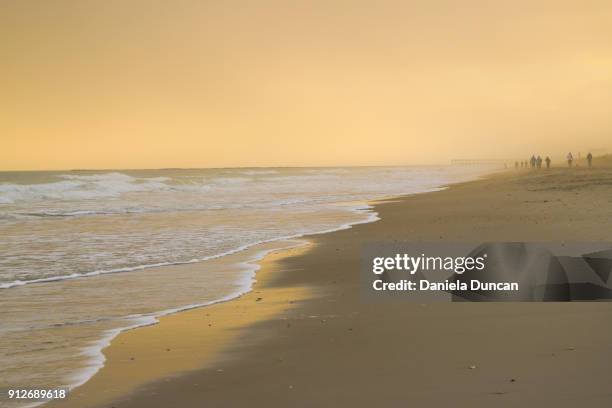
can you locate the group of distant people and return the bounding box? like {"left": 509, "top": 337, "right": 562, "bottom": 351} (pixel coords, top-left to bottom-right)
{"left": 515, "top": 152, "right": 593, "bottom": 170}
{"left": 516, "top": 155, "right": 551, "bottom": 169}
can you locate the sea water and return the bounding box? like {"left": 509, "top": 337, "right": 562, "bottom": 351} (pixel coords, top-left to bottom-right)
{"left": 0, "top": 166, "right": 494, "bottom": 406}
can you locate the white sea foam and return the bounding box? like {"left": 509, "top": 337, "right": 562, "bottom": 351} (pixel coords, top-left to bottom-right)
{"left": 1, "top": 167, "right": 496, "bottom": 288}
{"left": 66, "top": 240, "right": 302, "bottom": 392}
{"left": 0, "top": 166, "right": 498, "bottom": 407}
{"left": 0, "top": 173, "right": 169, "bottom": 203}
{"left": 0, "top": 172, "right": 277, "bottom": 205}
{"left": 0, "top": 201, "right": 379, "bottom": 290}
{"left": 54, "top": 202, "right": 383, "bottom": 395}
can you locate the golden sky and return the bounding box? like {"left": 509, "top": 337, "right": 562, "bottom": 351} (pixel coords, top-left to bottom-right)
{"left": 1, "top": 1, "right": 611, "bottom": 170}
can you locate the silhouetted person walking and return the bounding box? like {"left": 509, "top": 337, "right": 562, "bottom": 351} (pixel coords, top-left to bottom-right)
{"left": 536, "top": 155, "right": 542, "bottom": 169}
{"left": 587, "top": 152, "right": 593, "bottom": 167}
{"left": 567, "top": 152, "right": 573, "bottom": 167}
{"left": 545, "top": 156, "right": 551, "bottom": 169}
{"left": 530, "top": 155, "right": 536, "bottom": 169}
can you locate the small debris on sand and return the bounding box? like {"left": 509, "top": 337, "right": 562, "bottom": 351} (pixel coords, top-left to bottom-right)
{"left": 256, "top": 297, "right": 263, "bottom": 302}
{"left": 468, "top": 365, "right": 477, "bottom": 370}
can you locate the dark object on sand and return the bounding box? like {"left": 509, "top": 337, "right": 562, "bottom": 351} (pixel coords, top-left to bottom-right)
{"left": 449, "top": 243, "right": 612, "bottom": 301}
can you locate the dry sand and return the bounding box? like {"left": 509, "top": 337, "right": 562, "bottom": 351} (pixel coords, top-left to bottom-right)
{"left": 54, "top": 164, "right": 612, "bottom": 408}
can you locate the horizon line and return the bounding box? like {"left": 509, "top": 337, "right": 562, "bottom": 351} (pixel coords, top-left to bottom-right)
{"left": 0, "top": 163, "right": 468, "bottom": 173}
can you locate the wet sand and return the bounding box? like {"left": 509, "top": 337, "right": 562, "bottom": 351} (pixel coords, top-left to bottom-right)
{"left": 46, "top": 242, "right": 313, "bottom": 408}
{"left": 55, "top": 165, "right": 612, "bottom": 408}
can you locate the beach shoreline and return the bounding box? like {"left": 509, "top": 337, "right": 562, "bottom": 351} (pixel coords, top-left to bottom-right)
{"left": 46, "top": 240, "right": 317, "bottom": 408}
{"left": 53, "top": 167, "right": 612, "bottom": 408}
{"left": 2, "top": 165, "right": 496, "bottom": 408}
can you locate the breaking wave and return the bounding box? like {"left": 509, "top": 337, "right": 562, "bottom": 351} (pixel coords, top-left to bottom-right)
{"left": 0, "top": 173, "right": 168, "bottom": 204}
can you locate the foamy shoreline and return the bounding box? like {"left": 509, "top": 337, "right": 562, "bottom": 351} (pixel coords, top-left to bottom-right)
{"left": 67, "top": 166, "right": 612, "bottom": 408}
{"left": 2, "top": 167, "right": 497, "bottom": 408}
{"left": 57, "top": 182, "right": 486, "bottom": 401}
{"left": 0, "top": 202, "right": 379, "bottom": 290}
{"left": 52, "top": 202, "right": 383, "bottom": 402}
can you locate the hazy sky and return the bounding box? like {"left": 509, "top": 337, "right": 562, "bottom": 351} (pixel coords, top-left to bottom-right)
{"left": 1, "top": 0, "right": 611, "bottom": 170}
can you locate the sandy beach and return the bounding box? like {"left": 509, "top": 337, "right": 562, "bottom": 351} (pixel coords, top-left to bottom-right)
{"left": 5, "top": 3, "right": 612, "bottom": 407}
{"left": 52, "top": 164, "right": 612, "bottom": 408}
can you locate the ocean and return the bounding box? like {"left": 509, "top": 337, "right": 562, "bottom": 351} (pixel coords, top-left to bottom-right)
{"left": 0, "top": 166, "right": 493, "bottom": 406}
